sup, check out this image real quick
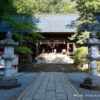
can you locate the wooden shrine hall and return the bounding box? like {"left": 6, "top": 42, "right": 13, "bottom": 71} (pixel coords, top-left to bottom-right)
{"left": 35, "top": 14, "right": 79, "bottom": 56}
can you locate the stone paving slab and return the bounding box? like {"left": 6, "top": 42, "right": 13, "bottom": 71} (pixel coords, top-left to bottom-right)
{"left": 17, "top": 72, "right": 84, "bottom": 100}
{"left": 0, "top": 72, "right": 39, "bottom": 100}
{"left": 66, "top": 73, "right": 100, "bottom": 100}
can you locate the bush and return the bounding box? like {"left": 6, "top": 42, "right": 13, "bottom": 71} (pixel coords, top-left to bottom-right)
{"left": 74, "top": 47, "right": 88, "bottom": 66}
{"left": 15, "top": 46, "right": 32, "bottom": 55}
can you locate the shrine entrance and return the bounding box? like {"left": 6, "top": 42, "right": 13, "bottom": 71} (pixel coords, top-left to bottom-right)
{"left": 35, "top": 33, "right": 76, "bottom": 64}
{"left": 37, "top": 39, "right": 76, "bottom": 56}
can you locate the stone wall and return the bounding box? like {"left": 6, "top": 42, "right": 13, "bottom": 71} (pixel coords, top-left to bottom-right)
{"left": 19, "top": 63, "right": 82, "bottom": 72}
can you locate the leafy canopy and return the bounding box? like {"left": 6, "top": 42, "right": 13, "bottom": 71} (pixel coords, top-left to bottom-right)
{"left": 75, "top": 0, "right": 100, "bottom": 29}
{"left": 0, "top": 0, "right": 16, "bottom": 21}
{"left": 70, "top": 0, "right": 100, "bottom": 44}
{"left": 35, "top": 0, "right": 76, "bottom": 13}
{"left": 13, "top": 0, "right": 38, "bottom": 15}
{"left": 0, "top": 0, "right": 42, "bottom": 54}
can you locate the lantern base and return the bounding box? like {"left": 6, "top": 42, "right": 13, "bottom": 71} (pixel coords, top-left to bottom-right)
{"left": 0, "top": 77, "right": 21, "bottom": 89}
{"left": 80, "top": 76, "right": 100, "bottom": 90}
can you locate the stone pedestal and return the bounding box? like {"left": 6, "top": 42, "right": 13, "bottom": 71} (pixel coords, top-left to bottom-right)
{"left": 0, "top": 77, "right": 21, "bottom": 89}
{"left": 80, "top": 75, "right": 100, "bottom": 90}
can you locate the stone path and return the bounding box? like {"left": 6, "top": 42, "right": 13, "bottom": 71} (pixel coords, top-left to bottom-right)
{"left": 17, "top": 72, "right": 83, "bottom": 100}
{"left": 66, "top": 73, "right": 100, "bottom": 100}
{"left": 0, "top": 72, "right": 39, "bottom": 100}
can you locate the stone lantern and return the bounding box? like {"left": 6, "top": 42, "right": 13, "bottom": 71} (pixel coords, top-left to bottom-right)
{"left": 80, "top": 13, "right": 100, "bottom": 90}
{"left": 85, "top": 32, "right": 100, "bottom": 76}
{"left": 0, "top": 31, "right": 21, "bottom": 89}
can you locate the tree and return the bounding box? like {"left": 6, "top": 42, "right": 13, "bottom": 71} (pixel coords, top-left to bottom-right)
{"left": 71, "top": 0, "right": 100, "bottom": 66}
{"left": 0, "top": 0, "right": 16, "bottom": 21}
{"left": 0, "top": 0, "right": 43, "bottom": 62}
{"left": 75, "top": 0, "right": 100, "bottom": 31}
{"left": 13, "top": 0, "right": 38, "bottom": 15}
{"left": 35, "top": 0, "right": 76, "bottom": 13}
{"left": 5, "top": 15, "right": 42, "bottom": 54}
{"left": 70, "top": 0, "right": 100, "bottom": 44}
{"left": 56, "top": 0, "right": 76, "bottom": 13}
{"left": 11, "top": 0, "right": 42, "bottom": 55}
{"left": 69, "top": 31, "right": 89, "bottom": 44}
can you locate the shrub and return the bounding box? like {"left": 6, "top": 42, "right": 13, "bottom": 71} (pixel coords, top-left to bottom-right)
{"left": 15, "top": 46, "right": 32, "bottom": 55}
{"left": 74, "top": 47, "right": 88, "bottom": 66}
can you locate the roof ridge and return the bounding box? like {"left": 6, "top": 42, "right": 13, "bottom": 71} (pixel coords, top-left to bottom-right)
{"left": 36, "top": 13, "right": 79, "bottom": 16}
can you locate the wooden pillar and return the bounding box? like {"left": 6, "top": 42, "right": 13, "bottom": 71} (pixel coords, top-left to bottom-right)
{"left": 73, "top": 43, "right": 76, "bottom": 53}
{"left": 67, "top": 43, "right": 70, "bottom": 56}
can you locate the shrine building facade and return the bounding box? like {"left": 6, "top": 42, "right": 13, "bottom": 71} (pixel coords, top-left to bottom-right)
{"left": 35, "top": 14, "right": 79, "bottom": 56}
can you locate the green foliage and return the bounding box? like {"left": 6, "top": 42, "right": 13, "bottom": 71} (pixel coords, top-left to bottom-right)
{"left": 75, "top": 0, "right": 100, "bottom": 28}
{"left": 5, "top": 15, "right": 38, "bottom": 31}
{"left": 4, "top": 14, "right": 42, "bottom": 49}
{"left": 36, "top": 0, "right": 76, "bottom": 13}
{"left": 58, "top": 0, "right": 76, "bottom": 13}
{"left": 0, "top": 0, "right": 16, "bottom": 21}
{"left": 13, "top": 0, "right": 38, "bottom": 15}
{"left": 97, "top": 32, "right": 100, "bottom": 39}
{"left": 7, "top": 15, "right": 43, "bottom": 54}
{"left": 70, "top": 0, "right": 100, "bottom": 44}
{"left": 77, "top": 31, "right": 89, "bottom": 44}
{"left": 0, "top": 0, "right": 43, "bottom": 55}
{"left": 74, "top": 47, "right": 88, "bottom": 66}
{"left": 69, "top": 31, "right": 89, "bottom": 44}
{"left": 15, "top": 46, "right": 32, "bottom": 55}
{"left": 4, "top": 15, "right": 23, "bottom": 30}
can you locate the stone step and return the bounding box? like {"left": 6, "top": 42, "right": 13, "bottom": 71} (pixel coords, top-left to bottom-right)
{"left": 19, "top": 63, "right": 81, "bottom": 72}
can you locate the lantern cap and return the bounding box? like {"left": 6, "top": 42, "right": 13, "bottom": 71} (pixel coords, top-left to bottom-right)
{"left": 0, "top": 31, "right": 18, "bottom": 46}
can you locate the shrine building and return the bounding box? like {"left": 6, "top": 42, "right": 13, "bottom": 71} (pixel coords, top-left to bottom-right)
{"left": 35, "top": 14, "right": 79, "bottom": 56}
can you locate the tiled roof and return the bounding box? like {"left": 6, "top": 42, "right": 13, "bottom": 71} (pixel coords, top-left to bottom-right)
{"left": 0, "top": 14, "right": 79, "bottom": 33}
{"left": 36, "top": 14, "right": 79, "bottom": 32}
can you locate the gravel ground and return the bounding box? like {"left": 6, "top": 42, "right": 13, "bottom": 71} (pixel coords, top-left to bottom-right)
{"left": 0, "top": 72, "right": 39, "bottom": 100}
{"left": 66, "top": 72, "right": 100, "bottom": 100}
